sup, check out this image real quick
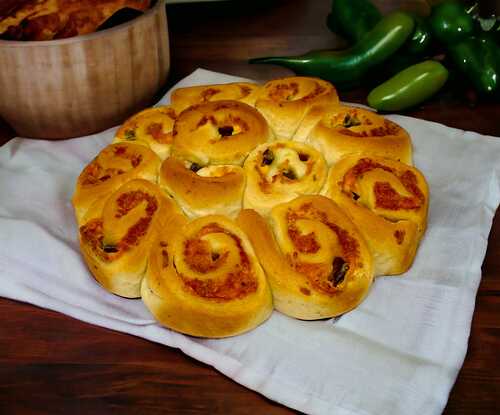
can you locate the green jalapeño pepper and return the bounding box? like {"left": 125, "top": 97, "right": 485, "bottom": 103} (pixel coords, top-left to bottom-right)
{"left": 448, "top": 34, "right": 500, "bottom": 96}
{"left": 429, "top": 0, "right": 475, "bottom": 44}
{"left": 326, "top": 0, "right": 382, "bottom": 43}
{"left": 249, "top": 11, "right": 414, "bottom": 90}
{"left": 406, "top": 14, "right": 432, "bottom": 56}
{"left": 367, "top": 60, "right": 449, "bottom": 111}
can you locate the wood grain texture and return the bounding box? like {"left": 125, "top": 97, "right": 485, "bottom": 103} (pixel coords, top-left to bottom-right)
{"left": 0, "top": 1, "right": 499, "bottom": 414}
{"left": 0, "top": 0, "right": 169, "bottom": 139}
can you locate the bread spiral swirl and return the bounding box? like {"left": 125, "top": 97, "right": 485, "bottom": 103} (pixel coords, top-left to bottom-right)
{"left": 171, "top": 82, "right": 261, "bottom": 114}
{"left": 294, "top": 105, "right": 412, "bottom": 165}
{"left": 159, "top": 157, "right": 246, "bottom": 219}
{"left": 72, "top": 143, "right": 161, "bottom": 225}
{"left": 78, "top": 179, "right": 178, "bottom": 298}
{"left": 237, "top": 195, "right": 373, "bottom": 319}
{"left": 171, "top": 100, "right": 273, "bottom": 165}
{"left": 255, "top": 77, "right": 339, "bottom": 139}
{"left": 113, "top": 106, "right": 178, "bottom": 160}
{"left": 142, "top": 214, "right": 273, "bottom": 338}
{"left": 323, "top": 155, "right": 429, "bottom": 276}
{"left": 243, "top": 141, "right": 327, "bottom": 216}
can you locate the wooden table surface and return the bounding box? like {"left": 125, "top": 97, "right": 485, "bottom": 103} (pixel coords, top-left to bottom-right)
{"left": 1, "top": 1, "right": 499, "bottom": 414}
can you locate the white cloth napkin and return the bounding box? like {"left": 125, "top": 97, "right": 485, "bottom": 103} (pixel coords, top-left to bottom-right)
{"left": 1, "top": 68, "right": 499, "bottom": 415}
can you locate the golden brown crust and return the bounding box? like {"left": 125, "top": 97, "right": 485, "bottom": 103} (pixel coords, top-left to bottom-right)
{"left": 254, "top": 77, "right": 339, "bottom": 140}
{"left": 323, "top": 154, "right": 429, "bottom": 276}
{"left": 171, "top": 82, "right": 262, "bottom": 114}
{"left": 294, "top": 104, "right": 413, "bottom": 165}
{"left": 78, "top": 179, "right": 179, "bottom": 298}
{"left": 72, "top": 142, "right": 161, "bottom": 226}
{"left": 113, "top": 106, "right": 178, "bottom": 161}
{"left": 159, "top": 157, "right": 246, "bottom": 219}
{"left": 243, "top": 140, "right": 327, "bottom": 217}
{"left": 171, "top": 100, "right": 273, "bottom": 165}
{"left": 237, "top": 195, "right": 373, "bottom": 320}
{"left": 142, "top": 214, "right": 273, "bottom": 338}
{"left": 0, "top": 0, "right": 151, "bottom": 40}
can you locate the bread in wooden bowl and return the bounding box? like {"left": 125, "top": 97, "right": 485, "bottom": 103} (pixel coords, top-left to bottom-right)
{"left": 0, "top": 0, "right": 152, "bottom": 41}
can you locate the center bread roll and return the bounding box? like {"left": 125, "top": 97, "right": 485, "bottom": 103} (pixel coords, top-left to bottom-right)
{"left": 237, "top": 195, "right": 374, "bottom": 320}
{"left": 293, "top": 104, "right": 413, "bottom": 165}
{"left": 323, "top": 154, "right": 429, "bottom": 276}
{"left": 159, "top": 157, "right": 246, "bottom": 219}
{"left": 171, "top": 100, "right": 273, "bottom": 165}
{"left": 170, "top": 82, "right": 262, "bottom": 114}
{"left": 254, "top": 76, "right": 339, "bottom": 139}
{"left": 142, "top": 213, "right": 273, "bottom": 338}
{"left": 243, "top": 141, "right": 328, "bottom": 216}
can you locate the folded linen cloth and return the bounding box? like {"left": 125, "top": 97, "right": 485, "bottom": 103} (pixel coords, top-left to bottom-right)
{"left": 1, "top": 69, "right": 499, "bottom": 415}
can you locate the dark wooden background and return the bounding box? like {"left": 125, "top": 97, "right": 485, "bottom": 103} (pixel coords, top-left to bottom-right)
{"left": 1, "top": 1, "right": 499, "bottom": 414}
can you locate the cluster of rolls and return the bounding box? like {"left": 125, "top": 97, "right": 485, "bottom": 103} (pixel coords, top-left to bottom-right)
{"left": 72, "top": 76, "right": 429, "bottom": 338}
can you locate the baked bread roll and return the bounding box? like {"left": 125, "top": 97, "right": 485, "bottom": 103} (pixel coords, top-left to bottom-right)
{"left": 159, "top": 157, "right": 246, "bottom": 219}
{"left": 0, "top": 0, "right": 151, "bottom": 41}
{"left": 78, "top": 179, "right": 178, "bottom": 298}
{"left": 243, "top": 141, "right": 327, "bottom": 216}
{"left": 254, "top": 76, "right": 339, "bottom": 139}
{"left": 113, "top": 106, "right": 177, "bottom": 160}
{"left": 72, "top": 142, "right": 161, "bottom": 225}
{"left": 237, "top": 195, "right": 373, "bottom": 319}
{"left": 171, "top": 100, "right": 273, "bottom": 166}
{"left": 142, "top": 214, "right": 273, "bottom": 338}
{"left": 323, "top": 155, "right": 429, "bottom": 276}
{"left": 171, "top": 82, "right": 261, "bottom": 113}
{"left": 293, "top": 104, "right": 412, "bottom": 165}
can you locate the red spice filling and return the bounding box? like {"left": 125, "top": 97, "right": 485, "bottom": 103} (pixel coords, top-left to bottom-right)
{"left": 286, "top": 203, "right": 360, "bottom": 294}
{"left": 181, "top": 224, "right": 257, "bottom": 300}
{"left": 79, "top": 191, "right": 158, "bottom": 260}
{"left": 80, "top": 146, "right": 143, "bottom": 186}
{"left": 146, "top": 122, "right": 172, "bottom": 144}
{"left": 335, "top": 119, "right": 401, "bottom": 137}
{"left": 342, "top": 158, "right": 425, "bottom": 211}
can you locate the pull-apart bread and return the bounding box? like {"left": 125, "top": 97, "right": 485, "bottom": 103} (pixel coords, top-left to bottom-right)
{"left": 72, "top": 76, "right": 429, "bottom": 337}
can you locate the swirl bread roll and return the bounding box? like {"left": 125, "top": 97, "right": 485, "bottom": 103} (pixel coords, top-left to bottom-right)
{"left": 159, "top": 157, "right": 246, "bottom": 219}
{"left": 237, "top": 195, "right": 373, "bottom": 319}
{"left": 243, "top": 141, "right": 327, "bottom": 216}
{"left": 171, "top": 100, "right": 273, "bottom": 166}
{"left": 72, "top": 143, "right": 161, "bottom": 225}
{"left": 323, "top": 155, "right": 429, "bottom": 276}
{"left": 171, "top": 82, "right": 261, "bottom": 113}
{"left": 78, "top": 179, "right": 179, "bottom": 298}
{"left": 113, "top": 106, "right": 177, "bottom": 160}
{"left": 254, "top": 77, "right": 339, "bottom": 139}
{"left": 142, "top": 214, "right": 273, "bottom": 338}
{"left": 293, "top": 105, "right": 412, "bottom": 165}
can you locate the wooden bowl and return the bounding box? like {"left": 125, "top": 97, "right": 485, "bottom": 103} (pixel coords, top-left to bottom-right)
{"left": 0, "top": 0, "right": 169, "bottom": 139}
